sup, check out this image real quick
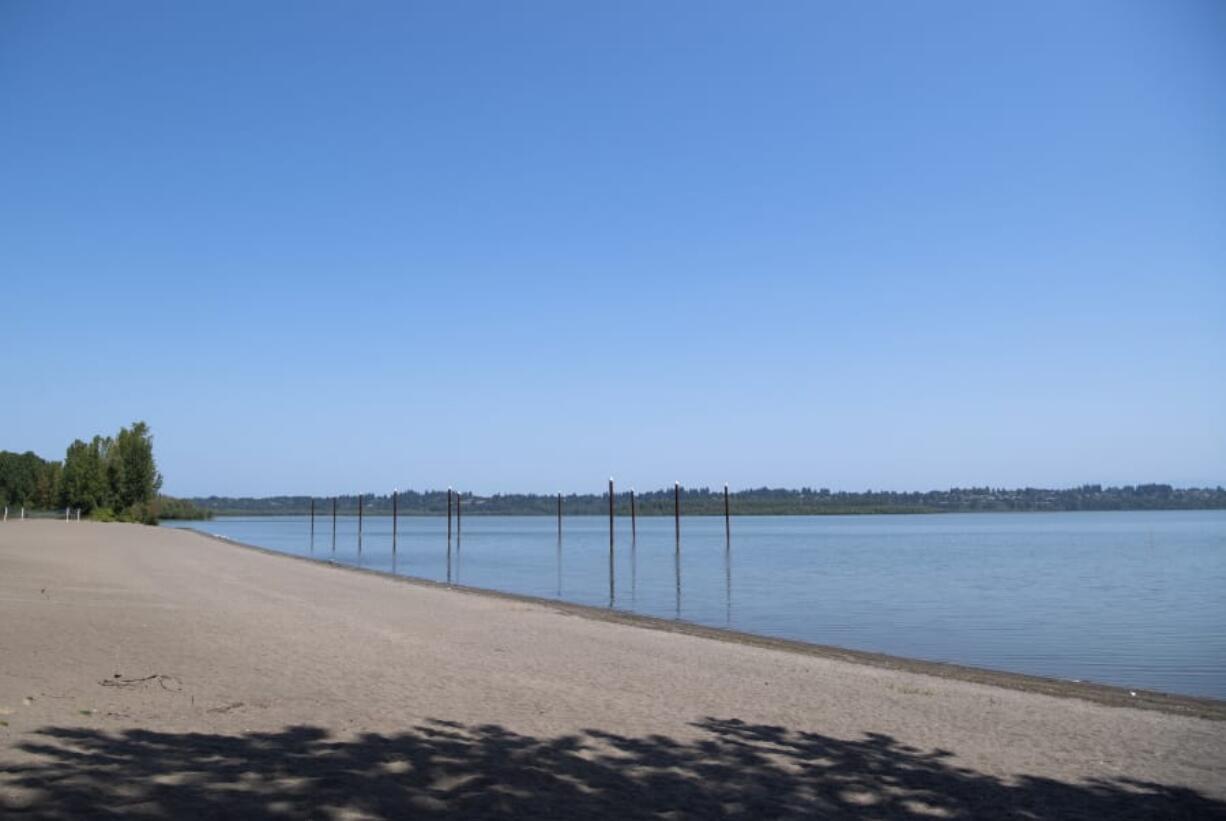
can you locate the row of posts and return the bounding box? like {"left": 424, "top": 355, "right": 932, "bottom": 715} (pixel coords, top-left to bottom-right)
{"left": 309, "top": 488, "right": 466, "bottom": 554}
{"left": 303, "top": 483, "right": 730, "bottom": 615}
{"left": 1, "top": 507, "right": 80, "bottom": 522}
{"left": 306, "top": 481, "right": 731, "bottom": 552}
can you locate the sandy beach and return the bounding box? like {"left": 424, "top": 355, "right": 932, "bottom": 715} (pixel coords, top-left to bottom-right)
{"left": 1, "top": 520, "right": 1223, "bottom": 819}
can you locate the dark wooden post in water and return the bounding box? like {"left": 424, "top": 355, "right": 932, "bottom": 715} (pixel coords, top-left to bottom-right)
{"left": 310, "top": 498, "right": 315, "bottom": 538}
{"left": 456, "top": 491, "right": 462, "bottom": 537}
{"left": 357, "top": 494, "right": 363, "bottom": 553}
{"left": 556, "top": 492, "right": 562, "bottom": 539}
{"left": 674, "top": 481, "right": 681, "bottom": 544}
{"left": 630, "top": 488, "right": 637, "bottom": 542}
{"left": 392, "top": 490, "right": 398, "bottom": 554}
{"left": 608, "top": 478, "right": 615, "bottom": 607}
{"left": 447, "top": 488, "right": 453, "bottom": 541}
{"left": 724, "top": 483, "right": 731, "bottom": 543}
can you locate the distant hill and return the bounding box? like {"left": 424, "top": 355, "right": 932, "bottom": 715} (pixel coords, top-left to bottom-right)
{"left": 188, "top": 484, "right": 1226, "bottom": 517}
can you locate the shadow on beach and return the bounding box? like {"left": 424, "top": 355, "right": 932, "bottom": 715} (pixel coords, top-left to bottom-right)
{"left": 2, "top": 717, "right": 1222, "bottom": 819}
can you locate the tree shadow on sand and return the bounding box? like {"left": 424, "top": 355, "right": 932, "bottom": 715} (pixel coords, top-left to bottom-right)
{"left": 1, "top": 717, "right": 1222, "bottom": 819}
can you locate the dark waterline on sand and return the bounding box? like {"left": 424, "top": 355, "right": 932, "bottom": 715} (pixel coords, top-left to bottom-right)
{"left": 172, "top": 510, "right": 1226, "bottom": 699}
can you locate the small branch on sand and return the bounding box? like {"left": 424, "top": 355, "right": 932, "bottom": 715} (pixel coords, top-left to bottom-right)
{"left": 99, "top": 674, "right": 182, "bottom": 692}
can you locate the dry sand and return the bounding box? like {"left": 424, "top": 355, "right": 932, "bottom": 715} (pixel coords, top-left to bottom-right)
{"left": 1, "top": 520, "right": 1223, "bottom": 819}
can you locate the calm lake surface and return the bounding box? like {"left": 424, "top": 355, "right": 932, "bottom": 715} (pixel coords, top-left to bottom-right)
{"left": 171, "top": 510, "right": 1226, "bottom": 699}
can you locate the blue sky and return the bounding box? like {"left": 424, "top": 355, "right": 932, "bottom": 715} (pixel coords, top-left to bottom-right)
{"left": 2, "top": 1, "right": 1223, "bottom": 496}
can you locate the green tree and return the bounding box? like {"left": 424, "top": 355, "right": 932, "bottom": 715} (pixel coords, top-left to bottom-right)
{"left": 0, "top": 450, "right": 54, "bottom": 508}
{"left": 34, "top": 461, "right": 62, "bottom": 509}
{"left": 110, "top": 421, "right": 162, "bottom": 520}
{"left": 60, "top": 438, "right": 111, "bottom": 513}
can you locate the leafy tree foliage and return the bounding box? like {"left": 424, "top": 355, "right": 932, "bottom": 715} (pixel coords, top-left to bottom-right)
{"left": 60, "top": 437, "right": 112, "bottom": 513}
{"left": 1, "top": 421, "right": 178, "bottom": 523}
{"left": 0, "top": 451, "right": 60, "bottom": 510}
{"left": 112, "top": 422, "right": 162, "bottom": 514}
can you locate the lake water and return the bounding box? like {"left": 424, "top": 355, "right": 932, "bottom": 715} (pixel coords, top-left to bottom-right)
{"left": 171, "top": 510, "right": 1226, "bottom": 699}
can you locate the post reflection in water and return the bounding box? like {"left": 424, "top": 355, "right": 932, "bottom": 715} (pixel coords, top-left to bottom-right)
{"left": 725, "top": 539, "right": 732, "bottom": 628}
{"left": 630, "top": 538, "right": 637, "bottom": 607}
{"left": 674, "top": 544, "right": 682, "bottom": 620}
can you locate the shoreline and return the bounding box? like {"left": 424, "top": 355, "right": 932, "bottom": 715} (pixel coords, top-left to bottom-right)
{"left": 182, "top": 526, "right": 1226, "bottom": 721}
{"left": 169, "top": 506, "right": 1226, "bottom": 519}
{"left": 3, "top": 519, "right": 1224, "bottom": 816}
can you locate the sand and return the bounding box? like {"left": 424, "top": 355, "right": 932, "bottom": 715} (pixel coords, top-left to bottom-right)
{"left": 1, "top": 519, "right": 1223, "bottom": 819}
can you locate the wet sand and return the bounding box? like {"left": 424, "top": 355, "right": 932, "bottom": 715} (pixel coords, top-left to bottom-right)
{"left": 2, "top": 520, "right": 1223, "bottom": 818}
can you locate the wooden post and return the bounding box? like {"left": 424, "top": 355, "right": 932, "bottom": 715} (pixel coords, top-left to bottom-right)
{"left": 610, "top": 480, "right": 617, "bottom": 607}
{"left": 310, "top": 498, "right": 315, "bottom": 538}
{"left": 456, "top": 491, "right": 462, "bottom": 537}
{"left": 608, "top": 478, "right": 615, "bottom": 607}
{"left": 392, "top": 489, "right": 398, "bottom": 554}
{"left": 608, "top": 478, "right": 614, "bottom": 550}
{"left": 630, "top": 488, "right": 636, "bottom": 542}
{"left": 724, "top": 483, "right": 731, "bottom": 543}
{"left": 556, "top": 492, "right": 562, "bottom": 539}
{"left": 674, "top": 482, "right": 681, "bottom": 544}
{"left": 673, "top": 482, "right": 681, "bottom": 617}
{"left": 447, "top": 488, "right": 453, "bottom": 541}
{"left": 358, "top": 494, "right": 363, "bottom": 538}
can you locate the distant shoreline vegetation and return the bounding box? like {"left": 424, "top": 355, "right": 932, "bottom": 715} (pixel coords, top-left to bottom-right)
{"left": 0, "top": 423, "right": 211, "bottom": 523}
{"left": 189, "top": 484, "right": 1226, "bottom": 517}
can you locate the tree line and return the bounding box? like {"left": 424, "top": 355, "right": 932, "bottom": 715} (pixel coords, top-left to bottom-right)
{"left": 190, "top": 483, "right": 1226, "bottom": 517}
{"left": 0, "top": 422, "right": 210, "bottom": 523}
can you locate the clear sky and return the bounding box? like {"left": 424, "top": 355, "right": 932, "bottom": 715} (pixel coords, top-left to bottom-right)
{"left": 2, "top": 1, "right": 1223, "bottom": 497}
